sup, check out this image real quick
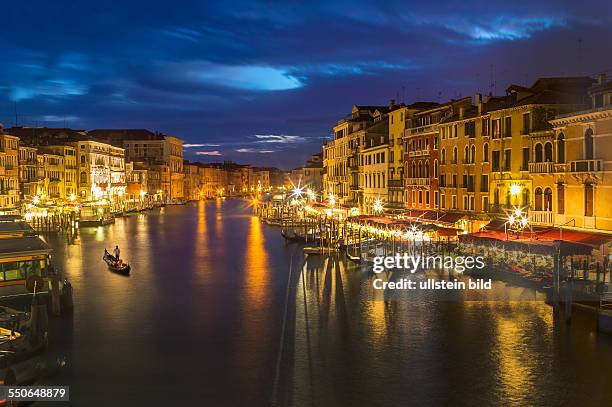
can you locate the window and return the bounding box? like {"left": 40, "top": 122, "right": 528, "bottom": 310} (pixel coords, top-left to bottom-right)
{"left": 483, "top": 143, "right": 489, "bottom": 162}
{"left": 470, "top": 145, "right": 475, "bottom": 164}
{"left": 522, "top": 113, "right": 530, "bottom": 133}
{"left": 483, "top": 196, "right": 489, "bottom": 212}
{"left": 434, "top": 160, "right": 438, "bottom": 178}
{"left": 480, "top": 174, "right": 489, "bottom": 192}
{"left": 492, "top": 150, "right": 500, "bottom": 171}
{"left": 441, "top": 193, "right": 446, "bottom": 208}
{"left": 80, "top": 155, "right": 86, "bottom": 164}
{"left": 585, "top": 128, "right": 594, "bottom": 160}
{"left": 453, "top": 147, "right": 458, "bottom": 163}
{"left": 585, "top": 183, "right": 594, "bottom": 216}
{"left": 557, "top": 184, "right": 565, "bottom": 214}
{"left": 441, "top": 148, "right": 446, "bottom": 163}
{"left": 544, "top": 142, "right": 553, "bottom": 162}
{"left": 504, "top": 149, "right": 511, "bottom": 171}
{"left": 434, "top": 191, "right": 439, "bottom": 208}
{"left": 522, "top": 147, "right": 529, "bottom": 170}
{"left": 452, "top": 195, "right": 457, "bottom": 209}
{"left": 504, "top": 116, "right": 512, "bottom": 137}
{"left": 535, "top": 187, "right": 543, "bottom": 211}
{"left": 557, "top": 133, "right": 565, "bottom": 163}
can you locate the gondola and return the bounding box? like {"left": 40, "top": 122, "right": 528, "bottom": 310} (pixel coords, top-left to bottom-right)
{"left": 103, "top": 251, "right": 131, "bottom": 275}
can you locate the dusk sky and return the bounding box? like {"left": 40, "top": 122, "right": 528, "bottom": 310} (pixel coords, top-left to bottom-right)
{"left": 1, "top": 1, "right": 611, "bottom": 169}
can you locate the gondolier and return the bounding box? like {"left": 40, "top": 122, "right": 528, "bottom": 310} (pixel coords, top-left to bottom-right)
{"left": 114, "top": 245, "right": 120, "bottom": 261}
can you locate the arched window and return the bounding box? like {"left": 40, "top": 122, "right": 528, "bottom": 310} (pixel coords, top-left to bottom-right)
{"left": 544, "top": 187, "right": 553, "bottom": 212}
{"left": 544, "top": 142, "right": 553, "bottom": 162}
{"left": 80, "top": 172, "right": 87, "bottom": 184}
{"left": 535, "top": 187, "right": 543, "bottom": 211}
{"left": 425, "top": 160, "right": 430, "bottom": 178}
{"left": 557, "top": 133, "right": 565, "bottom": 163}
{"left": 453, "top": 147, "right": 458, "bottom": 163}
{"left": 441, "top": 148, "right": 446, "bottom": 163}
{"left": 483, "top": 143, "right": 489, "bottom": 162}
{"left": 418, "top": 161, "right": 423, "bottom": 177}
{"left": 585, "top": 128, "right": 594, "bottom": 159}
{"left": 464, "top": 146, "right": 469, "bottom": 162}
{"left": 470, "top": 145, "right": 476, "bottom": 163}
{"left": 412, "top": 163, "right": 416, "bottom": 178}
{"left": 535, "top": 143, "right": 543, "bottom": 162}
{"left": 434, "top": 159, "right": 439, "bottom": 178}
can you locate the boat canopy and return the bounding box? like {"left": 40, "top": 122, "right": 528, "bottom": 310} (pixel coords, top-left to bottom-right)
{"left": 0, "top": 237, "right": 52, "bottom": 260}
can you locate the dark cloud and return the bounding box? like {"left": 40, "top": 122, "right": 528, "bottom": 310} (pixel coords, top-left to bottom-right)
{"left": 0, "top": 0, "right": 611, "bottom": 168}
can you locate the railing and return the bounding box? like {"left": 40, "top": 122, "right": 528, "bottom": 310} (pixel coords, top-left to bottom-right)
{"left": 388, "top": 179, "right": 403, "bottom": 188}
{"left": 406, "top": 124, "right": 437, "bottom": 136}
{"left": 404, "top": 178, "right": 431, "bottom": 186}
{"left": 408, "top": 148, "right": 431, "bottom": 157}
{"left": 530, "top": 210, "right": 554, "bottom": 225}
{"left": 569, "top": 159, "right": 602, "bottom": 173}
{"left": 528, "top": 162, "right": 568, "bottom": 173}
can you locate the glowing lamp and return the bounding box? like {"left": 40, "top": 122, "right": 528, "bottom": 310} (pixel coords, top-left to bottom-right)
{"left": 510, "top": 184, "right": 521, "bottom": 196}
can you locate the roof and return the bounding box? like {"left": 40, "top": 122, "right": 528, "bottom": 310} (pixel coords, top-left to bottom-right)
{"left": 87, "top": 129, "right": 163, "bottom": 141}
{"left": 0, "top": 237, "right": 52, "bottom": 259}
{"left": 0, "top": 221, "right": 35, "bottom": 237}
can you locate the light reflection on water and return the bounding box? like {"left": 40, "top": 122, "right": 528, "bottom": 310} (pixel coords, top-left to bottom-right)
{"left": 39, "top": 200, "right": 612, "bottom": 406}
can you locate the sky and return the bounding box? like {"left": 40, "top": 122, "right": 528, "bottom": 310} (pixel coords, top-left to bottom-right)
{"left": 1, "top": 1, "right": 611, "bottom": 169}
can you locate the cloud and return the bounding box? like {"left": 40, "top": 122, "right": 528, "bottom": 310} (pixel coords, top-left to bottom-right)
{"left": 196, "top": 63, "right": 303, "bottom": 91}
{"left": 39, "top": 115, "right": 80, "bottom": 122}
{"left": 253, "top": 134, "right": 307, "bottom": 144}
{"left": 195, "top": 150, "right": 222, "bottom": 156}
{"left": 236, "top": 148, "right": 275, "bottom": 153}
{"left": 442, "top": 16, "right": 566, "bottom": 42}
{"left": 184, "top": 143, "right": 221, "bottom": 148}
{"left": 161, "top": 27, "right": 203, "bottom": 43}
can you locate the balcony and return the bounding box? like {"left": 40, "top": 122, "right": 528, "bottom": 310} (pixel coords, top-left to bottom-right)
{"left": 530, "top": 210, "right": 554, "bottom": 225}
{"left": 528, "top": 162, "right": 568, "bottom": 174}
{"left": 388, "top": 179, "right": 403, "bottom": 188}
{"left": 404, "top": 178, "right": 431, "bottom": 186}
{"left": 408, "top": 148, "right": 431, "bottom": 157}
{"left": 406, "top": 124, "right": 436, "bottom": 137}
{"left": 569, "top": 159, "right": 602, "bottom": 173}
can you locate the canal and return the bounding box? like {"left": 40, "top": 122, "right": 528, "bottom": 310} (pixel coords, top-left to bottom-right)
{"left": 41, "top": 199, "right": 612, "bottom": 406}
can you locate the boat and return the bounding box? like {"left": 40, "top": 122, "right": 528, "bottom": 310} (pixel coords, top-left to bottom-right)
{"left": 103, "top": 251, "right": 130, "bottom": 275}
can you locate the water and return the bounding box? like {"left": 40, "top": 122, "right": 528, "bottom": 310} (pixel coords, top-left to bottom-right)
{"left": 39, "top": 199, "right": 612, "bottom": 406}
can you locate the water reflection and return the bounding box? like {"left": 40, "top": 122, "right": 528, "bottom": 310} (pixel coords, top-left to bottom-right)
{"left": 38, "top": 201, "right": 612, "bottom": 406}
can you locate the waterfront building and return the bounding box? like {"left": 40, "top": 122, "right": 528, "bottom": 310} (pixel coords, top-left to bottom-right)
{"left": 72, "top": 139, "right": 126, "bottom": 202}
{"left": 0, "top": 134, "right": 20, "bottom": 210}
{"left": 544, "top": 74, "right": 612, "bottom": 231}
{"left": 87, "top": 129, "right": 185, "bottom": 202}
{"left": 183, "top": 161, "right": 202, "bottom": 200}
{"left": 360, "top": 133, "right": 389, "bottom": 214}
{"left": 198, "top": 164, "right": 228, "bottom": 197}
{"left": 485, "top": 77, "right": 592, "bottom": 221}
{"left": 250, "top": 168, "right": 271, "bottom": 192}
{"left": 37, "top": 149, "right": 65, "bottom": 200}
{"left": 324, "top": 105, "right": 389, "bottom": 208}
{"left": 18, "top": 144, "right": 40, "bottom": 200}
{"left": 46, "top": 145, "right": 78, "bottom": 200}
{"left": 405, "top": 100, "right": 464, "bottom": 211}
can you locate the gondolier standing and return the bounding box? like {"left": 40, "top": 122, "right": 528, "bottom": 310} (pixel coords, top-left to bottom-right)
{"left": 114, "top": 245, "right": 120, "bottom": 261}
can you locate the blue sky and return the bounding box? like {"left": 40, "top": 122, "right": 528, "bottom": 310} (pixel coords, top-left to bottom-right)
{"left": 1, "top": 1, "right": 611, "bottom": 169}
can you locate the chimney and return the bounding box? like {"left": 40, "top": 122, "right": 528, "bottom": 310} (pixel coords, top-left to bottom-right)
{"left": 474, "top": 93, "right": 482, "bottom": 105}
{"left": 459, "top": 107, "right": 465, "bottom": 119}
{"left": 598, "top": 73, "right": 607, "bottom": 85}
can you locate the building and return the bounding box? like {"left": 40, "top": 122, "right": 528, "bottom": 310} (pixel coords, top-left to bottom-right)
{"left": 360, "top": 136, "right": 389, "bottom": 214}
{"left": 87, "top": 129, "right": 185, "bottom": 202}
{"left": 324, "top": 105, "right": 389, "bottom": 208}
{"left": 72, "top": 139, "right": 126, "bottom": 203}
{"left": 0, "top": 134, "right": 20, "bottom": 209}
{"left": 46, "top": 145, "right": 78, "bottom": 200}
{"left": 183, "top": 161, "right": 202, "bottom": 200}
{"left": 18, "top": 145, "right": 40, "bottom": 200}
{"left": 37, "top": 149, "right": 65, "bottom": 200}
{"left": 543, "top": 74, "right": 612, "bottom": 231}
{"left": 406, "top": 100, "right": 465, "bottom": 211}
{"left": 250, "top": 168, "right": 271, "bottom": 193}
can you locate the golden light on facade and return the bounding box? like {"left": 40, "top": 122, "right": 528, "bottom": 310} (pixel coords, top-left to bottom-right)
{"left": 510, "top": 184, "right": 521, "bottom": 196}
{"left": 373, "top": 199, "right": 384, "bottom": 214}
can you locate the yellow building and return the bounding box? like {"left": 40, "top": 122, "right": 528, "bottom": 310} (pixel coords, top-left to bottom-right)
{"left": 38, "top": 150, "right": 65, "bottom": 200}
{"left": 46, "top": 145, "right": 77, "bottom": 200}
{"left": 73, "top": 139, "right": 126, "bottom": 202}
{"left": 487, "top": 77, "right": 591, "bottom": 221}
{"left": 545, "top": 74, "right": 612, "bottom": 231}
{"left": 183, "top": 161, "right": 202, "bottom": 200}
{"left": 360, "top": 141, "right": 388, "bottom": 214}
{"left": 18, "top": 145, "right": 40, "bottom": 200}
{"left": 0, "top": 134, "right": 20, "bottom": 209}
